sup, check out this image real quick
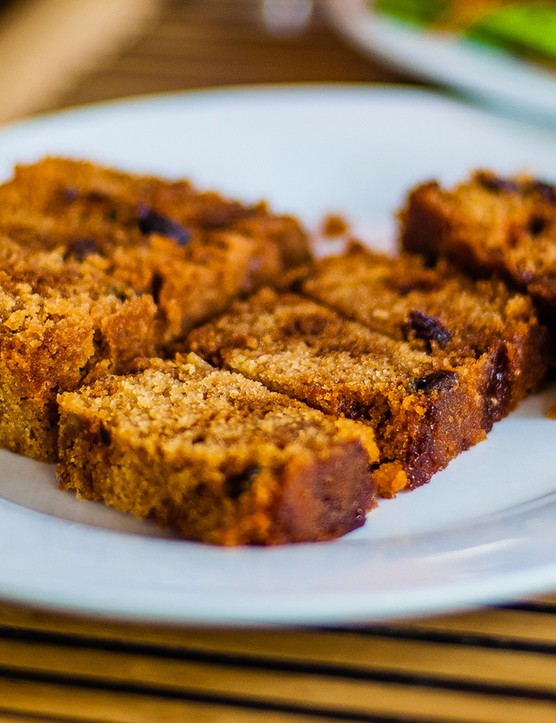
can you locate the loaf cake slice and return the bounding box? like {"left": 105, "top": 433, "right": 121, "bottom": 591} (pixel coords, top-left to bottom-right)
{"left": 188, "top": 288, "right": 513, "bottom": 497}
{"left": 399, "top": 170, "right": 556, "bottom": 325}
{"left": 57, "top": 354, "right": 379, "bottom": 545}
{"left": 297, "top": 243, "right": 548, "bottom": 409}
{"left": 0, "top": 236, "right": 158, "bottom": 461}
{"left": 0, "top": 157, "right": 311, "bottom": 346}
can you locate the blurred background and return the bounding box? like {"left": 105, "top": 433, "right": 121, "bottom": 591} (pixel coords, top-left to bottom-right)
{"left": 0, "top": 0, "right": 415, "bottom": 124}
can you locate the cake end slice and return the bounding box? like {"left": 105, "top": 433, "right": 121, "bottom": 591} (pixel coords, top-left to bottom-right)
{"left": 399, "top": 171, "right": 556, "bottom": 327}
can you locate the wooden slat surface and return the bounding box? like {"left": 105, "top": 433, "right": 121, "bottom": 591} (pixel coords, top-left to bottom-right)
{"left": 1, "top": 600, "right": 556, "bottom": 722}
{"left": 0, "top": 1, "right": 556, "bottom": 721}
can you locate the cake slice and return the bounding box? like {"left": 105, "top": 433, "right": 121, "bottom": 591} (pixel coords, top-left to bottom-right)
{"left": 57, "top": 354, "right": 379, "bottom": 545}
{"left": 399, "top": 170, "right": 556, "bottom": 325}
{"left": 188, "top": 288, "right": 513, "bottom": 497}
{"left": 0, "top": 157, "right": 311, "bottom": 345}
{"left": 297, "top": 243, "right": 548, "bottom": 408}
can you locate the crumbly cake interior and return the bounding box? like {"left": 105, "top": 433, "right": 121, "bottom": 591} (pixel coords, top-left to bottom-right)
{"left": 57, "top": 355, "right": 378, "bottom": 545}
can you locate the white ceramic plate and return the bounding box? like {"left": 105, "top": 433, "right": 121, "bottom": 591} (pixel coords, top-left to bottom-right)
{"left": 2, "top": 85, "right": 556, "bottom": 626}
{"left": 324, "top": 0, "right": 556, "bottom": 123}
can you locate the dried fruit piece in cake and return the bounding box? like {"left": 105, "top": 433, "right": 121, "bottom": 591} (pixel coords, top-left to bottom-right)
{"left": 0, "top": 157, "right": 311, "bottom": 345}
{"left": 297, "top": 243, "right": 548, "bottom": 408}
{"left": 188, "top": 288, "right": 512, "bottom": 497}
{"left": 0, "top": 236, "right": 157, "bottom": 461}
{"left": 57, "top": 354, "right": 378, "bottom": 545}
{"left": 399, "top": 170, "right": 556, "bottom": 325}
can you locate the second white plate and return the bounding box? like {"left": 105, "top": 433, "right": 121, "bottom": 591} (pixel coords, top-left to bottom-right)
{"left": 324, "top": 0, "right": 556, "bottom": 123}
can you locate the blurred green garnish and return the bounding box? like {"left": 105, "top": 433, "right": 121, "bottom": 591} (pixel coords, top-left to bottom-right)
{"left": 373, "top": 1, "right": 556, "bottom": 65}
{"left": 468, "top": 4, "right": 556, "bottom": 63}
{"left": 373, "top": 0, "right": 449, "bottom": 26}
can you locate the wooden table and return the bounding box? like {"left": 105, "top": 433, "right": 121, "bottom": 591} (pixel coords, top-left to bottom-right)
{"left": 1, "top": 1, "right": 556, "bottom": 721}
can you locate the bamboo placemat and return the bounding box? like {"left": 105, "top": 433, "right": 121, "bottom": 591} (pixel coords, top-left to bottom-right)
{"left": 1, "top": 597, "right": 556, "bottom": 721}
{"left": 0, "top": 1, "right": 556, "bottom": 721}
